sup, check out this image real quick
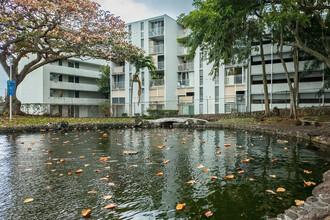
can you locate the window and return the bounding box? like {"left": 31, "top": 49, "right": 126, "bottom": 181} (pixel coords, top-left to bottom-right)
{"left": 199, "top": 87, "right": 203, "bottom": 102}
{"left": 59, "top": 75, "right": 63, "bottom": 82}
{"left": 68, "top": 76, "right": 74, "bottom": 83}
{"left": 215, "top": 86, "right": 219, "bottom": 101}
{"left": 75, "top": 91, "right": 79, "bottom": 98}
{"left": 141, "top": 71, "right": 145, "bottom": 86}
{"left": 225, "top": 67, "right": 243, "bottom": 84}
{"left": 50, "top": 89, "right": 54, "bottom": 97}
{"left": 141, "top": 22, "right": 144, "bottom": 38}
{"left": 50, "top": 73, "right": 54, "bottom": 81}
{"left": 58, "top": 90, "right": 63, "bottom": 97}
{"left": 75, "top": 77, "right": 79, "bottom": 83}
{"left": 199, "top": 52, "right": 203, "bottom": 68}
{"left": 58, "top": 60, "right": 62, "bottom": 66}
{"left": 68, "top": 90, "right": 74, "bottom": 98}
{"left": 68, "top": 61, "right": 74, "bottom": 68}
{"left": 141, "top": 39, "right": 144, "bottom": 49}
{"left": 75, "top": 62, "right": 79, "bottom": 69}
{"left": 199, "top": 70, "right": 203, "bottom": 85}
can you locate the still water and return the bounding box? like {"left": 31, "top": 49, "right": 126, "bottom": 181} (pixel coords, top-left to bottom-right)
{"left": 0, "top": 128, "right": 329, "bottom": 219}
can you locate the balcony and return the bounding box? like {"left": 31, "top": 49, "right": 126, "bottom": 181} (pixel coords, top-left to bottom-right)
{"left": 178, "top": 29, "right": 192, "bottom": 38}
{"left": 50, "top": 81, "right": 98, "bottom": 92}
{"left": 112, "top": 81, "right": 125, "bottom": 89}
{"left": 178, "top": 79, "right": 194, "bottom": 88}
{"left": 150, "top": 79, "right": 164, "bottom": 87}
{"left": 113, "top": 66, "right": 125, "bottom": 75}
{"left": 178, "top": 62, "right": 194, "bottom": 72}
{"left": 48, "top": 97, "right": 107, "bottom": 105}
{"left": 157, "top": 61, "right": 164, "bottom": 70}
{"left": 178, "top": 47, "right": 191, "bottom": 55}
{"left": 225, "top": 75, "right": 244, "bottom": 85}
{"left": 149, "top": 27, "right": 164, "bottom": 37}
{"left": 149, "top": 44, "right": 164, "bottom": 54}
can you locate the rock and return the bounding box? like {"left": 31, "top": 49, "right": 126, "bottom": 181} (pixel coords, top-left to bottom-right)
{"left": 323, "top": 170, "right": 330, "bottom": 182}
{"left": 134, "top": 117, "right": 143, "bottom": 127}
{"left": 312, "top": 182, "right": 330, "bottom": 197}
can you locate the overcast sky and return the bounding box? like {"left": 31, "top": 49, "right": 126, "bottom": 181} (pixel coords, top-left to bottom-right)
{"left": 0, "top": 0, "right": 194, "bottom": 98}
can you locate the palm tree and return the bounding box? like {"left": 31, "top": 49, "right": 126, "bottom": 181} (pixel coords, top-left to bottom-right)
{"left": 130, "top": 54, "right": 156, "bottom": 117}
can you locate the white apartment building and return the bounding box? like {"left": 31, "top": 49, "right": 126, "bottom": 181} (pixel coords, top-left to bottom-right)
{"left": 17, "top": 57, "right": 108, "bottom": 117}
{"left": 110, "top": 14, "right": 329, "bottom": 117}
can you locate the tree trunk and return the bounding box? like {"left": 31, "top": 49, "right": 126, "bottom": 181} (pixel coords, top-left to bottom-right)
{"left": 260, "top": 39, "right": 270, "bottom": 116}
{"left": 4, "top": 93, "right": 25, "bottom": 116}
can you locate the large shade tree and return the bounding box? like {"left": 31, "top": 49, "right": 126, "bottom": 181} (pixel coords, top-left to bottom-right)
{"left": 0, "top": 0, "right": 140, "bottom": 114}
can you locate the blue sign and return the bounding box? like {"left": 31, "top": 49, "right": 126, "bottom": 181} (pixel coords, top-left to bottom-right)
{"left": 7, "top": 80, "right": 16, "bottom": 96}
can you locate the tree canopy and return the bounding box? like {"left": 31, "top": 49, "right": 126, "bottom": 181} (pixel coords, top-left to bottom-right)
{"left": 97, "top": 65, "right": 110, "bottom": 99}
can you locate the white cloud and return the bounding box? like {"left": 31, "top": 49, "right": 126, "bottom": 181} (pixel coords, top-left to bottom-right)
{"left": 94, "top": 0, "right": 158, "bottom": 23}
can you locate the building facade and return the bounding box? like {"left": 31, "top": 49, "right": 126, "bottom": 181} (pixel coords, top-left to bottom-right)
{"left": 17, "top": 57, "right": 108, "bottom": 117}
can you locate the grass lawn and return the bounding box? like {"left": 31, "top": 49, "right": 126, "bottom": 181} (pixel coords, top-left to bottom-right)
{"left": 0, "top": 116, "right": 134, "bottom": 127}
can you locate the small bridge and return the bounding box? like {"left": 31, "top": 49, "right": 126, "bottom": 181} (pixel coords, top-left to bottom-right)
{"left": 146, "top": 117, "right": 208, "bottom": 128}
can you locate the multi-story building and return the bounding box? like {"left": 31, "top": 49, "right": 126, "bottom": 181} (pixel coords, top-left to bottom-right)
{"left": 17, "top": 57, "right": 108, "bottom": 117}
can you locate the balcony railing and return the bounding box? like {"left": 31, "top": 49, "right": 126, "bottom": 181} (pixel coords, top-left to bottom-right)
{"left": 149, "top": 44, "right": 164, "bottom": 54}
{"left": 112, "top": 81, "right": 125, "bottom": 89}
{"left": 178, "top": 79, "right": 194, "bottom": 88}
{"left": 113, "top": 66, "right": 125, "bottom": 74}
{"left": 150, "top": 79, "right": 164, "bottom": 87}
{"left": 225, "top": 75, "right": 244, "bottom": 85}
{"left": 178, "top": 47, "right": 191, "bottom": 55}
{"left": 178, "top": 29, "right": 192, "bottom": 38}
{"left": 178, "top": 62, "right": 194, "bottom": 71}
{"left": 149, "top": 27, "right": 164, "bottom": 37}
{"left": 157, "top": 61, "right": 164, "bottom": 70}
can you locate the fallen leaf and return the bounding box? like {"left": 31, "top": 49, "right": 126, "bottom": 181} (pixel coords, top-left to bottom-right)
{"left": 272, "top": 159, "right": 279, "bottom": 162}
{"left": 46, "top": 162, "right": 52, "bottom": 165}
{"left": 210, "top": 176, "right": 218, "bottom": 179}
{"left": 156, "top": 172, "right": 163, "bottom": 176}
{"left": 75, "top": 169, "right": 83, "bottom": 174}
{"left": 217, "top": 151, "right": 222, "bottom": 154}
{"left": 216, "top": 146, "right": 220, "bottom": 148}
{"left": 27, "top": 148, "right": 32, "bottom": 150}
{"left": 284, "top": 147, "right": 288, "bottom": 150}
{"left": 249, "top": 178, "right": 254, "bottom": 181}
{"left": 204, "top": 168, "right": 210, "bottom": 172}
{"left": 67, "top": 151, "right": 72, "bottom": 154}
{"left": 68, "top": 172, "right": 72, "bottom": 175}
{"left": 224, "top": 174, "right": 234, "bottom": 179}
{"left": 197, "top": 164, "right": 205, "bottom": 169}
{"left": 103, "top": 133, "right": 108, "bottom": 137}
{"left": 103, "top": 195, "right": 112, "bottom": 200}
{"left": 60, "top": 159, "right": 65, "bottom": 163}
{"left": 31, "top": 142, "right": 35, "bottom": 145}
{"left": 176, "top": 203, "right": 186, "bottom": 211}
{"left": 276, "top": 187, "right": 286, "bottom": 192}
{"left": 24, "top": 198, "right": 34, "bottom": 203}
{"left": 266, "top": 190, "right": 276, "bottom": 194}
{"left": 304, "top": 170, "right": 312, "bottom": 174}
{"left": 84, "top": 164, "right": 89, "bottom": 167}
{"left": 108, "top": 182, "right": 115, "bottom": 186}
{"left": 269, "top": 175, "right": 276, "bottom": 178}
{"left": 303, "top": 180, "right": 316, "bottom": 187}
{"left": 79, "top": 156, "right": 85, "bottom": 159}
{"left": 104, "top": 204, "right": 115, "bottom": 209}
{"left": 238, "top": 170, "right": 245, "bottom": 174}
{"left": 129, "top": 165, "right": 138, "bottom": 167}
{"left": 224, "top": 144, "right": 231, "bottom": 147}
{"left": 205, "top": 211, "right": 213, "bottom": 217}
{"left": 92, "top": 153, "right": 97, "bottom": 155}
{"left": 242, "top": 159, "right": 250, "bottom": 163}
{"left": 87, "top": 191, "right": 97, "bottom": 194}
{"left": 99, "top": 157, "right": 109, "bottom": 162}
{"left": 295, "top": 200, "right": 304, "bottom": 206}
{"left": 95, "top": 169, "right": 100, "bottom": 172}
{"left": 163, "top": 160, "right": 170, "bottom": 164}
{"left": 187, "top": 180, "right": 196, "bottom": 184}
{"left": 82, "top": 209, "right": 91, "bottom": 218}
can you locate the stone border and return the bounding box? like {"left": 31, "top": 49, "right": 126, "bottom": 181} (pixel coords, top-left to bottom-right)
{"left": 268, "top": 170, "right": 330, "bottom": 220}
{"left": 0, "top": 122, "right": 135, "bottom": 134}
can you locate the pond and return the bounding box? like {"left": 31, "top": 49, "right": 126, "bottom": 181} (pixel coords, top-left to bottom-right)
{"left": 0, "top": 128, "right": 329, "bottom": 219}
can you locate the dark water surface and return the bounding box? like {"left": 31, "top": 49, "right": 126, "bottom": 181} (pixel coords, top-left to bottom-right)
{"left": 0, "top": 128, "right": 329, "bottom": 220}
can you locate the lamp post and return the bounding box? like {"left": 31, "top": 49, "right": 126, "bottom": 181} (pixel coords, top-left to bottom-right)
{"left": 8, "top": 56, "right": 13, "bottom": 121}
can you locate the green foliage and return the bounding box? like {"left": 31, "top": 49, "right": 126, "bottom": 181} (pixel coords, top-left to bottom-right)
{"left": 177, "top": 0, "right": 260, "bottom": 76}
{"left": 97, "top": 65, "right": 110, "bottom": 99}
{"left": 99, "top": 101, "right": 111, "bottom": 117}
{"left": 146, "top": 109, "right": 179, "bottom": 119}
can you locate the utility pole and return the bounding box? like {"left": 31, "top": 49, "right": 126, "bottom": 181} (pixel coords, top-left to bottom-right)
{"left": 9, "top": 56, "right": 13, "bottom": 121}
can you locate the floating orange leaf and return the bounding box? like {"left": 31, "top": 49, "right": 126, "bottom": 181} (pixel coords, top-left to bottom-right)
{"left": 216, "top": 146, "right": 220, "bottom": 148}
{"left": 163, "top": 160, "right": 170, "bottom": 164}
{"left": 276, "top": 187, "right": 286, "bottom": 192}
{"left": 205, "top": 211, "right": 213, "bottom": 217}
{"left": 187, "top": 180, "right": 196, "bottom": 184}
{"left": 176, "top": 203, "right": 186, "bottom": 211}
{"left": 224, "top": 144, "right": 231, "bottom": 147}
{"left": 266, "top": 190, "right": 276, "bottom": 194}
{"left": 24, "top": 198, "right": 34, "bottom": 203}
{"left": 104, "top": 204, "right": 115, "bottom": 209}
{"left": 27, "top": 148, "right": 32, "bottom": 150}
{"left": 67, "top": 151, "right": 72, "bottom": 154}
{"left": 269, "top": 175, "right": 276, "bottom": 178}
{"left": 242, "top": 159, "right": 250, "bottom": 163}
{"left": 99, "top": 157, "right": 109, "bottom": 162}
{"left": 303, "top": 180, "right": 316, "bottom": 187}
{"left": 92, "top": 153, "right": 97, "bottom": 155}
{"left": 224, "top": 174, "right": 234, "bottom": 179}
{"left": 295, "top": 200, "right": 304, "bottom": 206}
{"left": 103, "top": 133, "right": 108, "bottom": 137}
{"left": 210, "top": 176, "right": 218, "bottom": 179}
{"left": 108, "top": 182, "right": 115, "bottom": 186}
{"left": 31, "top": 142, "right": 35, "bottom": 145}
{"left": 197, "top": 164, "right": 205, "bottom": 169}
{"left": 46, "top": 162, "right": 52, "bottom": 165}
{"left": 145, "top": 157, "right": 150, "bottom": 159}
{"left": 238, "top": 170, "right": 245, "bottom": 174}
{"left": 68, "top": 172, "right": 72, "bottom": 175}
{"left": 87, "top": 191, "right": 97, "bottom": 194}
{"left": 156, "top": 172, "right": 163, "bottom": 176}
{"left": 75, "top": 169, "right": 83, "bottom": 174}
{"left": 204, "top": 168, "right": 210, "bottom": 172}
{"left": 249, "top": 178, "right": 254, "bottom": 181}
{"left": 272, "top": 158, "right": 279, "bottom": 162}
{"left": 217, "top": 151, "right": 222, "bottom": 154}
{"left": 103, "top": 195, "right": 112, "bottom": 200}
{"left": 84, "top": 164, "right": 89, "bottom": 167}
{"left": 304, "top": 170, "right": 312, "bottom": 174}
{"left": 82, "top": 209, "right": 91, "bottom": 218}
{"left": 284, "top": 147, "right": 288, "bottom": 151}
{"left": 79, "top": 156, "right": 85, "bottom": 159}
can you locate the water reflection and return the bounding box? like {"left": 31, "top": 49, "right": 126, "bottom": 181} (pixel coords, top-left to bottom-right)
{"left": 0, "top": 128, "right": 329, "bottom": 219}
